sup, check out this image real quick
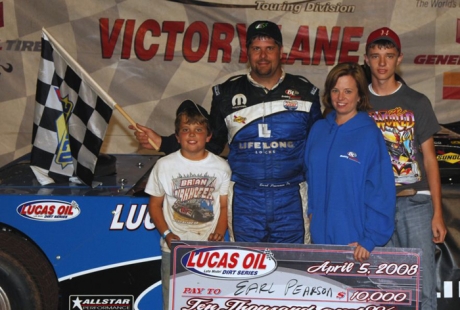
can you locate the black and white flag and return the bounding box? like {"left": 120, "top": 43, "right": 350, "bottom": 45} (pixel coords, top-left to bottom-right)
{"left": 31, "top": 30, "right": 113, "bottom": 186}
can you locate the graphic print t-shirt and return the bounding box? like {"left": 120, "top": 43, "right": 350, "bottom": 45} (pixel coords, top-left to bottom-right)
{"left": 145, "top": 150, "right": 231, "bottom": 252}
{"left": 368, "top": 84, "right": 440, "bottom": 191}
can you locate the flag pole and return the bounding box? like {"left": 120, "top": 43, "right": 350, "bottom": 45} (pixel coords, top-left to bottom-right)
{"left": 41, "top": 28, "right": 159, "bottom": 151}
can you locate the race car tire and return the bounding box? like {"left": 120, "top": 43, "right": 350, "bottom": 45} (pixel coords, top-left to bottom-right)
{"left": 0, "top": 231, "right": 59, "bottom": 310}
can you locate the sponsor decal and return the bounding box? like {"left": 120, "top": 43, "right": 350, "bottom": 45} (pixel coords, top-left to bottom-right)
{"left": 17, "top": 199, "right": 80, "bottom": 221}
{"left": 437, "top": 152, "right": 460, "bottom": 164}
{"left": 340, "top": 151, "right": 361, "bottom": 164}
{"left": 231, "top": 94, "right": 247, "bottom": 109}
{"left": 311, "top": 86, "right": 319, "bottom": 95}
{"left": 255, "top": 22, "right": 269, "bottom": 30}
{"left": 239, "top": 141, "right": 295, "bottom": 149}
{"left": 110, "top": 203, "right": 154, "bottom": 231}
{"left": 348, "top": 151, "right": 357, "bottom": 158}
{"left": 284, "top": 88, "right": 299, "bottom": 97}
{"left": 70, "top": 295, "right": 133, "bottom": 310}
{"left": 181, "top": 247, "right": 277, "bottom": 279}
{"left": 283, "top": 100, "right": 298, "bottom": 110}
{"left": 233, "top": 115, "right": 246, "bottom": 124}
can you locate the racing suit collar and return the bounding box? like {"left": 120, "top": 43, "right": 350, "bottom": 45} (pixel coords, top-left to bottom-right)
{"left": 247, "top": 69, "right": 286, "bottom": 91}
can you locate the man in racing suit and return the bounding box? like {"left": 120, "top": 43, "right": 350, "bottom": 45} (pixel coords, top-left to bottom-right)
{"left": 132, "top": 21, "right": 322, "bottom": 243}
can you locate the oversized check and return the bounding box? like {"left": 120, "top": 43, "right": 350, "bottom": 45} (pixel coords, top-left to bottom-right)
{"left": 169, "top": 241, "right": 421, "bottom": 310}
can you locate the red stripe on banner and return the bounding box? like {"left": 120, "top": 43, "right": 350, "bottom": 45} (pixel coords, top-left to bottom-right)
{"left": 0, "top": 2, "right": 4, "bottom": 28}
{"left": 457, "top": 19, "right": 460, "bottom": 44}
{"left": 442, "top": 86, "right": 460, "bottom": 99}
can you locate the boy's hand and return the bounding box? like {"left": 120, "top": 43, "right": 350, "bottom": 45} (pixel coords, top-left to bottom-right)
{"left": 208, "top": 232, "right": 224, "bottom": 242}
{"left": 165, "top": 233, "right": 180, "bottom": 249}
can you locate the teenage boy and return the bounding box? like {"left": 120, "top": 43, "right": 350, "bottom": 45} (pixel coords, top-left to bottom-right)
{"left": 365, "top": 27, "right": 447, "bottom": 310}
{"left": 145, "top": 100, "right": 231, "bottom": 310}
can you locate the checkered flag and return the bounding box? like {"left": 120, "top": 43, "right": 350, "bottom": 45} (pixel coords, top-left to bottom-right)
{"left": 30, "top": 30, "right": 113, "bottom": 186}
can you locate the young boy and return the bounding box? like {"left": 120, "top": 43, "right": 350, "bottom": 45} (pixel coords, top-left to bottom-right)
{"left": 365, "top": 27, "right": 447, "bottom": 310}
{"left": 144, "top": 100, "right": 231, "bottom": 310}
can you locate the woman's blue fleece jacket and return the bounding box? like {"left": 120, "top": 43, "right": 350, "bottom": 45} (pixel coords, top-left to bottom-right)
{"left": 304, "top": 111, "right": 396, "bottom": 252}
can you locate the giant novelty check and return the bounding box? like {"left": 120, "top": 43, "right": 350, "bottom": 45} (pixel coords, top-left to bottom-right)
{"left": 170, "top": 242, "right": 421, "bottom": 310}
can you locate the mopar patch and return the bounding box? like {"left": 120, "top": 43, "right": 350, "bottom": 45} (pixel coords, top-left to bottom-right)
{"left": 17, "top": 199, "right": 80, "bottom": 221}
{"left": 181, "top": 247, "right": 277, "bottom": 279}
{"left": 69, "top": 295, "right": 133, "bottom": 310}
{"left": 283, "top": 100, "right": 298, "bottom": 110}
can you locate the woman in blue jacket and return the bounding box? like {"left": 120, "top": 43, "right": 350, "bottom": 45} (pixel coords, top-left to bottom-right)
{"left": 305, "top": 62, "right": 396, "bottom": 262}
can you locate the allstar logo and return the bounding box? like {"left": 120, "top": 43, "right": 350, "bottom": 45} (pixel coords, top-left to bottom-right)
{"left": 70, "top": 295, "right": 134, "bottom": 310}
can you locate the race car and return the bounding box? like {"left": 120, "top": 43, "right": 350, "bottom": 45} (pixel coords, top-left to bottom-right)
{"left": 0, "top": 153, "right": 163, "bottom": 310}
{"left": 172, "top": 200, "right": 214, "bottom": 223}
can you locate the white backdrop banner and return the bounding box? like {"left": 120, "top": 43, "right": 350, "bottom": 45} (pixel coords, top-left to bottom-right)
{"left": 1, "top": 0, "right": 460, "bottom": 167}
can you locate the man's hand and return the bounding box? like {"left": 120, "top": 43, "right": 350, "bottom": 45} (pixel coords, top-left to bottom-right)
{"left": 128, "top": 123, "right": 162, "bottom": 150}
{"left": 432, "top": 212, "right": 447, "bottom": 243}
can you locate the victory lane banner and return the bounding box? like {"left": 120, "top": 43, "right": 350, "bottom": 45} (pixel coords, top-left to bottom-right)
{"left": 170, "top": 241, "right": 421, "bottom": 310}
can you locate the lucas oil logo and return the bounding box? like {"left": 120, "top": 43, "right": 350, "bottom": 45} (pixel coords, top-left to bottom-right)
{"left": 17, "top": 199, "right": 81, "bottom": 221}
{"left": 181, "top": 247, "right": 277, "bottom": 279}
{"left": 283, "top": 100, "right": 298, "bottom": 110}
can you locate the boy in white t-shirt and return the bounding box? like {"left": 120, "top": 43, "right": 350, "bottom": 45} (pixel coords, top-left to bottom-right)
{"left": 144, "top": 99, "right": 231, "bottom": 310}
